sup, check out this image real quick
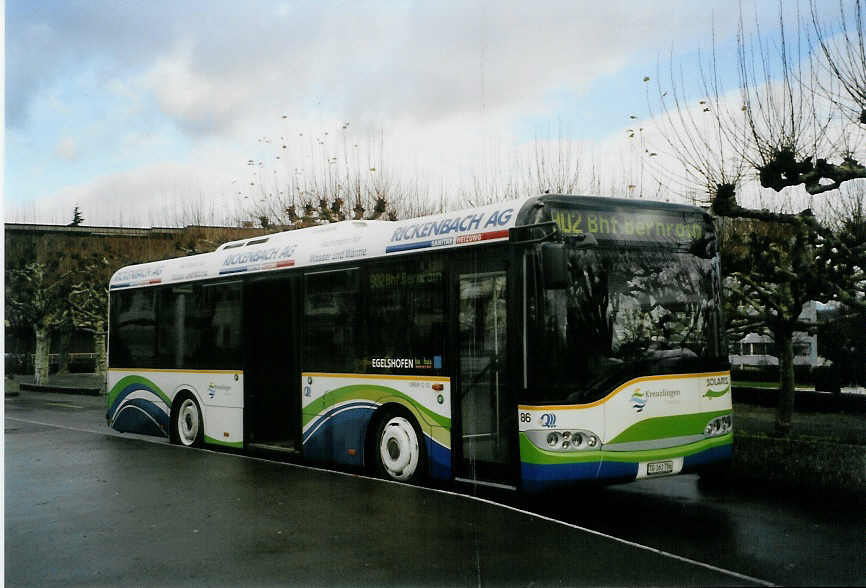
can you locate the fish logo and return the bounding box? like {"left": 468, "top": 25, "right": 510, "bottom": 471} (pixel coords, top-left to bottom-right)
{"left": 631, "top": 389, "right": 647, "bottom": 413}
{"left": 208, "top": 382, "right": 216, "bottom": 399}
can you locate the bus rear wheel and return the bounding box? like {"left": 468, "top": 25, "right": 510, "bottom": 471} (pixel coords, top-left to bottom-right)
{"left": 374, "top": 413, "right": 425, "bottom": 483}
{"left": 171, "top": 394, "right": 204, "bottom": 447}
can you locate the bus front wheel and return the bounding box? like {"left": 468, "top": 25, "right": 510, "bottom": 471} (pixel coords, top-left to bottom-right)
{"left": 373, "top": 412, "right": 425, "bottom": 483}
{"left": 171, "top": 394, "right": 204, "bottom": 447}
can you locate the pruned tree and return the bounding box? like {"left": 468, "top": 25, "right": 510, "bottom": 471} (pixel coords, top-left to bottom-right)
{"left": 462, "top": 126, "right": 590, "bottom": 206}
{"left": 812, "top": 0, "right": 866, "bottom": 124}
{"left": 815, "top": 181, "right": 866, "bottom": 390}
{"left": 66, "top": 258, "right": 112, "bottom": 380}
{"left": 5, "top": 263, "right": 71, "bottom": 384}
{"left": 526, "top": 128, "right": 585, "bottom": 196}
{"left": 238, "top": 120, "right": 442, "bottom": 229}
{"left": 646, "top": 36, "right": 750, "bottom": 208}
{"left": 646, "top": 1, "right": 866, "bottom": 435}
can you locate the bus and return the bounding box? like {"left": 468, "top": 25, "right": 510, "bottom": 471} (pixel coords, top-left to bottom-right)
{"left": 106, "top": 194, "right": 732, "bottom": 491}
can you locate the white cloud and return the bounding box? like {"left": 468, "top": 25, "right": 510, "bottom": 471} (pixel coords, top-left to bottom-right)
{"left": 53, "top": 137, "right": 80, "bottom": 161}
{"left": 143, "top": 47, "right": 251, "bottom": 135}
{"left": 273, "top": 3, "right": 292, "bottom": 18}
{"left": 16, "top": 161, "right": 245, "bottom": 227}
{"left": 126, "top": 1, "right": 749, "bottom": 139}
{"left": 8, "top": 0, "right": 799, "bottom": 225}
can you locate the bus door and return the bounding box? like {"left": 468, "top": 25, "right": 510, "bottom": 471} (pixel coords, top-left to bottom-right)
{"left": 453, "top": 256, "right": 516, "bottom": 487}
{"left": 244, "top": 275, "right": 300, "bottom": 452}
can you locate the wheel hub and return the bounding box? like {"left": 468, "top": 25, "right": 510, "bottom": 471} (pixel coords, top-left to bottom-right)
{"left": 378, "top": 416, "right": 420, "bottom": 481}
{"left": 388, "top": 438, "right": 400, "bottom": 460}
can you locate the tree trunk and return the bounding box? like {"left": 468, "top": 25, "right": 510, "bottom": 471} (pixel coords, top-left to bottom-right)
{"left": 774, "top": 330, "right": 796, "bottom": 436}
{"left": 33, "top": 324, "right": 51, "bottom": 385}
{"left": 56, "top": 330, "right": 71, "bottom": 374}
{"left": 93, "top": 322, "right": 107, "bottom": 392}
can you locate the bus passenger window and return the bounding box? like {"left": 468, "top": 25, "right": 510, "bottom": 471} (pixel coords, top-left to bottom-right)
{"left": 109, "top": 289, "right": 157, "bottom": 368}
{"left": 366, "top": 257, "right": 446, "bottom": 374}
{"left": 304, "top": 269, "right": 360, "bottom": 373}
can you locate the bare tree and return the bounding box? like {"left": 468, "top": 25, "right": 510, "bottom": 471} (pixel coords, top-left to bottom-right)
{"left": 5, "top": 263, "right": 70, "bottom": 384}
{"left": 812, "top": 0, "right": 866, "bottom": 124}
{"left": 645, "top": 38, "right": 750, "bottom": 207}
{"left": 239, "top": 121, "right": 442, "bottom": 228}
{"left": 527, "top": 126, "right": 584, "bottom": 195}
{"left": 646, "top": 1, "right": 866, "bottom": 435}
{"left": 66, "top": 257, "right": 113, "bottom": 381}
{"left": 461, "top": 126, "right": 590, "bottom": 206}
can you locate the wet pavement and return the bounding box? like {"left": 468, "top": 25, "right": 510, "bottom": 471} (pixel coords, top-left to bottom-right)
{"left": 5, "top": 390, "right": 865, "bottom": 586}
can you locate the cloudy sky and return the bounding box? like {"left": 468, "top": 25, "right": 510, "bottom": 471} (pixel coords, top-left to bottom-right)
{"left": 4, "top": 0, "right": 830, "bottom": 226}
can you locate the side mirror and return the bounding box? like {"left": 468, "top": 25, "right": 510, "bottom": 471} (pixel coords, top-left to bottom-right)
{"left": 541, "top": 242, "right": 569, "bottom": 289}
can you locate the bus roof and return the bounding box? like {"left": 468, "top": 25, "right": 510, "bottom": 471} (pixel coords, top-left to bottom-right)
{"left": 108, "top": 195, "right": 708, "bottom": 290}
{"left": 109, "top": 198, "right": 528, "bottom": 290}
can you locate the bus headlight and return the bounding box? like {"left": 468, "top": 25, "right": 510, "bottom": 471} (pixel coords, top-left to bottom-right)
{"left": 527, "top": 429, "right": 602, "bottom": 452}
{"left": 704, "top": 414, "right": 733, "bottom": 438}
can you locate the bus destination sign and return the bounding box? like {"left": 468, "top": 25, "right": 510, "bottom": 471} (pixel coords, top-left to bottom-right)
{"left": 550, "top": 207, "right": 705, "bottom": 244}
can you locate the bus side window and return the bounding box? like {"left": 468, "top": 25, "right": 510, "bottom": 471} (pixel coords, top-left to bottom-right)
{"left": 303, "top": 269, "right": 361, "bottom": 373}
{"left": 197, "top": 282, "right": 243, "bottom": 369}
{"left": 109, "top": 289, "right": 157, "bottom": 369}
{"left": 366, "top": 257, "right": 446, "bottom": 374}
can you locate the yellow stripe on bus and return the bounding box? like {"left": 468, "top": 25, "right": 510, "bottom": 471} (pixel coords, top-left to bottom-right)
{"left": 303, "top": 372, "right": 451, "bottom": 383}
{"left": 109, "top": 368, "right": 449, "bottom": 381}
{"left": 518, "top": 371, "right": 730, "bottom": 411}
{"left": 108, "top": 367, "right": 243, "bottom": 375}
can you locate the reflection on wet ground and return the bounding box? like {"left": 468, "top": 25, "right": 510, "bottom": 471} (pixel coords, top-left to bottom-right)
{"left": 467, "top": 474, "right": 865, "bottom": 586}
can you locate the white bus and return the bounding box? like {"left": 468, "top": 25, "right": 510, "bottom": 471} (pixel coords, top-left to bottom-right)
{"left": 107, "top": 194, "right": 732, "bottom": 491}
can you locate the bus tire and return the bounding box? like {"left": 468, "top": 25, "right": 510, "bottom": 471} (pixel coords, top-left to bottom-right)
{"left": 372, "top": 409, "right": 425, "bottom": 483}
{"left": 171, "top": 393, "right": 204, "bottom": 448}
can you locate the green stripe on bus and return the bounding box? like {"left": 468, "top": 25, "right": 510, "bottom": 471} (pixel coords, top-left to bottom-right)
{"left": 302, "top": 384, "right": 451, "bottom": 429}
{"left": 519, "top": 432, "right": 732, "bottom": 465}
{"left": 205, "top": 435, "right": 244, "bottom": 448}
{"left": 108, "top": 374, "right": 172, "bottom": 408}
{"left": 607, "top": 410, "right": 731, "bottom": 445}
{"left": 429, "top": 426, "right": 451, "bottom": 449}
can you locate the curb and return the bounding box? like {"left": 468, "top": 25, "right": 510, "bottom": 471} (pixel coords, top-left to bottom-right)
{"left": 19, "top": 383, "right": 102, "bottom": 397}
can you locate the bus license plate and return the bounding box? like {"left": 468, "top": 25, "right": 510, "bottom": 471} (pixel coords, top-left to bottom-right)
{"left": 647, "top": 460, "right": 674, "bottom": 476}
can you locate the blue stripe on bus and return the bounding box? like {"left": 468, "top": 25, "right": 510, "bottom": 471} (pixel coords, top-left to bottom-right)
{"left": 425, "top": 436, "right": 452, "bottom": 481}
{"left": 302, "top": 401, "right": 378, "bottom": 445}
{"left": 219, "top": 267, "right": 249, "bottom": 275}
{"left": 302, "top": 404, "right": 376, "bottom": 467}
{"left": 682, "top": 443, "right": 733, "bottom": 470}
{"left": 520, "top": 461, "right": 603, "bottom": 492}
{"left": 520, "top": 443, "right": 733, "bottom": 491}
{"left": 111, "top": 398, "right": 170, "bottom": 437}
{"left": 385, "top": 241, "right": 433, "bottom": 253}
{"left": 109, "top": 382, "right": 168, "bottom": 419}
{"left": 596, "top": 460, "right": 640, "bottom": 480}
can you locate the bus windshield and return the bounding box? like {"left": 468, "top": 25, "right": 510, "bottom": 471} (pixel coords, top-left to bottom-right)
{"left": 525, "top": 243, "right": 726, "bottom": 404}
